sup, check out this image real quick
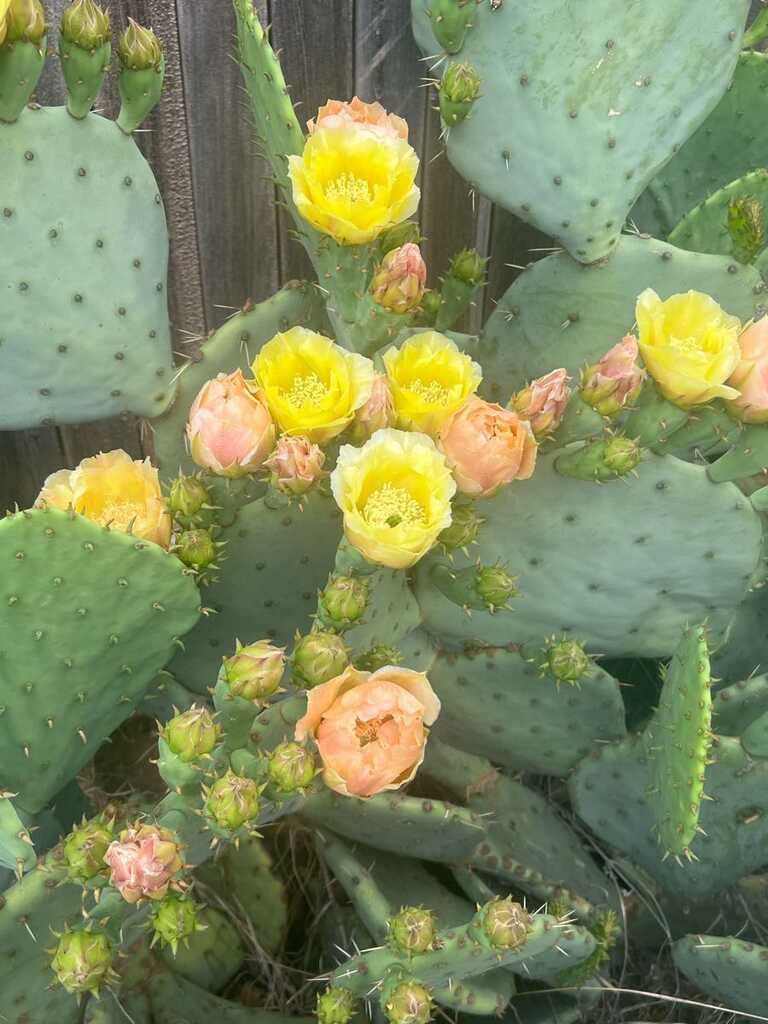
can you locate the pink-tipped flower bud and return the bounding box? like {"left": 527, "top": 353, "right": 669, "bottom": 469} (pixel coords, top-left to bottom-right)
{"left": 512, "top": 368, "right": 571, "bottom": 437}
{"left": 162, "top": 705, "right": 220, "bottom": 763}
{"left": 223, "top": 639, "right": 285, "bottom": 702}
{"left": 727, "top": 316, "right": 768, "bottom": 424}
{"left": 580, "top": 335, "right": 645, "bottom": 417}
{"left": 204, "top": 770, "right": 261, "bottom": 830}
{"left": 371, "top": 244, "right": 427, "bottom": 315}
{"left": 350, "top": 372, "right": 396, "bottom": 443}
{"left": 51, "top": 928, "right": 114, "bottom": 996}
{"left": 267, "top": 741, "right": 316, "bottom": 793}
{"left": 187, "top": 369, "right": 276, "bottom": 478}
{"left": 265, "top": 435, "right": 325, "bottom": 496}
{"left": 104, "top": 824, "right": 183, "bottom": 904}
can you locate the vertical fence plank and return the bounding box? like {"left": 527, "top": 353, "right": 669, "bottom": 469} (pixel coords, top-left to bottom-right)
{"left": 269, "top": 0, "right": 355, "bottom": 284}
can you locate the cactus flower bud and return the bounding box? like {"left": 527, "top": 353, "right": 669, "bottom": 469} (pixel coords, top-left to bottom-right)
{"left": 316, "top": 986, "right": 358, "bottom": 1024}
{"left": 175, "top": 528, "right": 217, "bottom": 571}
{"left": 6, "top": 0, "right": 46, "bottom": 43}
{"left": 448, "top": 247, "right": 487, "bottom": 286}
{"left": 354, "top": 644, "right": 402, "bottom": 673}
{"left": 265, "top": 435, "right": 325, "bottom": 496}
{"left": 371, "top": 243, "right": 427, "bottom": 315}
{"left": 545, "top": 638, "right": 591, "bottom": 684}
{"left": 168, "top": 473, "right": 210, "bottom": 521}
{"left": 478, "top": 898, "right": 531, "bottom": 950}
{"left": 580, "top": 335, "right": 645, "bottom": 418}
{"left": 379, "top": 220, "right": 422, "bottom": 257}
{"left": 512, "top": 368, "right": 571, "bottom": 437}
{"left": 439, "top": 63, "right": 481, "bottom": 126}
{"left": 267, "top": 741, "right": 316, "bottom": 793}
{"left": 318, "top": 575, "right": 369, "bottom": 629}
{"left": 223, "top": 639, "right": 285, "bottom": 702}
{"left": 383, "top": 977, "right": 433, "bottom": 1024}
{"left": 556, "top": 434, "right": 642, "bottom": 481}
{"left": 388, "top": 907, "right": 437, "bottom": 955}
{"left": 438, "top": 503, "right": 482, "bottom": 552}
{"left": 63, "top": 815, "right": 115, "bottom": 883}
{"left": 60, "top": 0, "right": 109, "bottom": 48}
{"left": 474, "top": 564, "right": 517, "bottom": 612}
{"left": 728, "top": 194, "right": 765, "bottom": 265}
{"left": 204, "top": 770, "right": 261, "bottom": 830}
{"left": 187, "top": 370, "right": 276, "bottom": 478}
{"left": 118, "top": 17, "right": 162, "bottom": 69}
{"left": 150, "top": 894, "right": 204, "bottom": 955}
{"left": 350, "top": 372, "right": 396, "bottom": 443}
{"left": 104, "top": 824, "right": 183, "bottom": 904}
{"left": 51, "top": 927, "right": 114, "bottom": 995}
{"left": 162, "top": 705, "right": 220, "bottom": 763}
{"left": 292, "top": 630, "right": 349, "bottom": 688}
{"left": 416, "top": 289, "right": 442, "bottom": 327}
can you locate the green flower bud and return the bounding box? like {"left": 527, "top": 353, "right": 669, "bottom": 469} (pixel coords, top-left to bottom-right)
{"left": 478, "top": 897, "right": 531, "bottom": 950}
{"left": 204, "top": 770, "right": 261, "bottom": 830}
{"left": 439, "top": 503, "right": 482, "bottom": 551}
{"left": 546, "top": 639, "right": 590, "bottom": 684}
{"left": 168, "top": 474, "right": 210, "bottom": 521}
{"left": 555, "top": 434, "right": 642, "bottom": 481}
{"left": 319, "top": 575, "right": 369, "bottom": 629}
{"left": 416, "top": 289, "right": 442, "bottom": 326}
{"left": 60, "top": 0, "right": 110, "bottom": 49}
{"left": 267, "top": 741, "right": 316, "bottom": 793}
{"left": 603, "top": 435, "right": 641, "bottom": 475}
{"left": 379, "top": 220, "right": 422, "bottom": 257}
{"left": 354, "top": 644, "right": 401, "bottom": 673}
{"left": 439, "top": 62, "right": 481, "bottom": 126}
{"left": 223, "top": 639, "right": 285, "bottom": 702}
{"left": 383, "top": 978, "right": 433, "bottom": 1024}
{"left": 6, "top": 0, "right": 46, "bottom": 43}
{"left": 448, "top": 247, "right": 488, "bottom": 286}
{"left": 728, "top": 194, "right": 765, "bottom": 265}
{"left": 175, "top": 528, "right": 217, "bottom": 571}
{"left": 293, "top": 630, "right": 349, "bottom": 688}
{"left": 118, "top": 17, "right": 162, "bottom": 69}
{"left": 162, "top": 705, "right": 220, "bottom": 763}
{"left": 150, "top": 894, "right": 203, "bottom": 955}
{"left": 388, "top": 907, "right": 437, "bottom": 955}
{"left": 474, "top": 564, "right": 517, "bottom": 611}
{"left": 316, "top": 986, "right": 358, "bottom": 1024}
{"left": 63, "top": 816, "right": 115, "bottom": 883}
{"left": 51, "top": 927, "right": 114, "bottom": 995}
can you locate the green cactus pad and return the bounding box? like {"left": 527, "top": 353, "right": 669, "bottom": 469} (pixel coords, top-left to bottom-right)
{"left": 643, "top": 624, "right": 712, "bottom": 857}
{"left": 712, "top": 674, "right": 768, "bottom": 735}
{"left": 414, "top": 450, "right": 762, "bottom": 659}
{"left": 740, "top": 708, "right": 768, "bottom": 758}
{"left": 160, "top": 907, "right": 244, "bottom": 993}
{"left": 667, "top": 169, "right": 768, "bottom": 260}
{"left": 412, "top": 0, "right": 748, "bottom": 263}
{"left": 633, "top": 52, "right": 768, "bottom": 237}
{"left": 0, "top": 508, "right": 200, "bottom": 817}
{"left": 708, "top": 423, "right": 768, "bottom": 483}
{"left": 0, "top": 106, "right": 175, "bottom": 429}
{"left": 710, "top": 583, "right": 768, "bottom": 683}
{"left": 343, "top": 568, "right": 422, "bottom": 656}
{"left": 672, "top": 934, "right": 768, "bottom": 1015}
{"left": 476, "top": 235, "right": 764, "bottom": 403}
{"left": 422, "top": 646, "right": 625, "bottom": 776}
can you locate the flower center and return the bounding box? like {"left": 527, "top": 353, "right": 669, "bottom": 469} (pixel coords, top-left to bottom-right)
{"left": 325, "top": 172, "right": 372, "bottom": 205}
{"left": 97, "top": 499, "right": 141, "bottom": 530}
{"left": 355, "top": 713, "right": 394, "bottom": 746}
{"left": 282, "top": 373, "right": 329, "bottom": 407}
{"left": 406, "top": 379, "right": 451, "bottom": 405}
{"left": 363, "top": 483, "right": 425, "bottom": 529}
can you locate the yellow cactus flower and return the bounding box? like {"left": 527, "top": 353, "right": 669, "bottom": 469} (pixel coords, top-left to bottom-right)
{"left": 252, "top": 327, "right": 374, "bottom": 444}
{"left": 635, "top": 288, "right": 741, "bottom": 408}
{"left": 35, "top": 449, "right": 171, "bottom": 548}
{"left": 0, "top": 0, "right": 10, "bottom": 45}
{"left": 383, "top": 331, "right": 482, "bottom": 436}
{"left": 288, "top": 125, "right": 420, "bottom": 245}
{"left": 331, "top": 428, "right": 455, "bottom": 569}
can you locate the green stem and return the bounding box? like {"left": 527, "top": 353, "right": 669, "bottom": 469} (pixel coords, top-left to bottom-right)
{"left": 744, "top": 6, "right": 768, "bottom": 48}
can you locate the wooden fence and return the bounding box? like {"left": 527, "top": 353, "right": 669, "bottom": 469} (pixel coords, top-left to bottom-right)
{"left": 1, "top": 0, "right": 762, "bottom": 509}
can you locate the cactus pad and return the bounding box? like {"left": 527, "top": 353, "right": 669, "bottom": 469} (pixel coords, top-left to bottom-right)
{"left": 712, "top": 673, "right": 768, "bottom": 735}
{"left": 0, "top": 107, "right": 175, "bottom": 429}
{"left": 672, "top": 934, "right": 768, "bottom": 1015}
{"left": 667, "top": 169, "right": 768, "bottom": 259}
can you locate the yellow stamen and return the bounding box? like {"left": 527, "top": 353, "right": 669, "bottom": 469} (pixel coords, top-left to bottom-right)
{"left": 282, "top": 373, "right": 329, "bottom": 407}
{"left": 406, "top": 379, "right": 451, "bottom": 405}
{"left": 355, "top": 713, "right": 394, "bottom": 746}
{"left": 363, "top": 483, "right": 425, "bottom": 529}
{"left": 325, "top": 172, "right": 372, "bottom": 205}
{"left": 96, "top": 500, "right": 140, "bottom": 530}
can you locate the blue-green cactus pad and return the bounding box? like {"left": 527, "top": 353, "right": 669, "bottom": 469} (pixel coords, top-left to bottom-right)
{"left": 414, "top": 450, "right": 762, "bottom": 659}
{"left": 0, "top": 508, "right": 200, "bottom": 816}
{"left": 712, "top": 673, "right": 768, "bottom": 735}
{"left": 672, "top": 934, "right": 768, "bottom": 1015}
{"left": 411, "top": 0, "right": 749, "bottom": 263}
{"left": 667, "top": 169, "right": 768, "bottom": 258}
{"left": 0, "top": 107, "right": 175, "bottom": 429}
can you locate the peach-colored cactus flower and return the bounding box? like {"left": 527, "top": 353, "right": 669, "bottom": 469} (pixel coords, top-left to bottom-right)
{"left": 104, "top": 825, "right": 183, "bottom": 904}
{"left": 512, "top": 368, "right": 571, "bottom": 437}
{"left": 187, "top": 370, "right": 275, "bottom": 477}
{"left": 439, "top": 396, "right": 538, "bottom": 498}
{"left": 294, "top": 665, "right": 440, "bottom": 798}
{"left": 351, "top": 372, "right": 396, "bottom": 442}
{"left": 265, "top": 435, "right": 326, "bottom": 495}
{"left": 308, "top": 97, "right": 408, "bottom": 141}
{"left": 727, "top": 316, "right": 768, "bottom": 424}
{"left": 580, "top": 335, "right": 646, "bottom": 417}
